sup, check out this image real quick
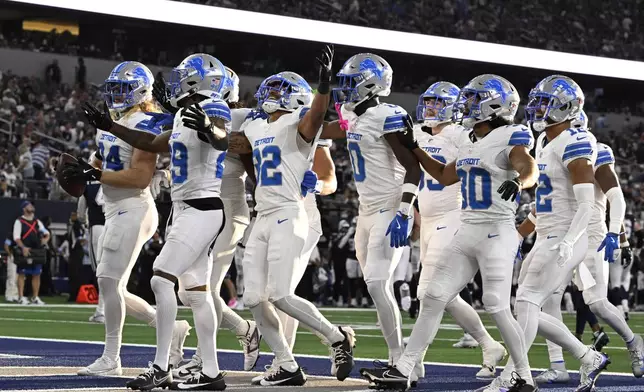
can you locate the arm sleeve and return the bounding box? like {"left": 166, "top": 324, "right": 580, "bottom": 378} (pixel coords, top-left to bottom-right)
{"left": 605, "top": 187, "right": 626, "bottom": 234}
{"left": 13, "top": 220, "right": 21, "bottom": 242}
{"left": 563, "top": 183, "right": 595, "bottom": 245}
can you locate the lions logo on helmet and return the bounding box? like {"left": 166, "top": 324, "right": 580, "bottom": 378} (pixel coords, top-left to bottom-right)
{"left": 333, "top": 53, "right": 393, "bottom": 110}
{"left": 453, "top": 74, "right": 519, "bottom": 128}
{"left": 571, "top": 109, "right": 589, "bottom": 129}
{"left": 416, "top": 81, "right": 460, "bottom": 127}
{"left": 525, "top": 75, "right": 584, "bottom": 132}
{"left": 255, "top": 71, "right": 313, "bottom": 114}
{"left": 103, "top": 61, "right": 154, "bottom": 113}
{"left": 168, "top": 53, "right": 229, "bottom": 106}
{"left": 221, "top": 66, "right": 240, "bottom": 103}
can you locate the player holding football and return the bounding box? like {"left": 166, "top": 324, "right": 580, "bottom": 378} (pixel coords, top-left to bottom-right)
{"left": 361, "top": 74, "right": 538, "bottom": 391}
{"left": 62, "top": 61, "right": 190, "bottom": 377}
{"left": 320, "top": 53, "right": 422, "bottom": 370}
{"left": 411, "top": 81, "right": 507, "bottom": 382}
{"left": 83, "top": 54, "right": 233, "bottom": 390}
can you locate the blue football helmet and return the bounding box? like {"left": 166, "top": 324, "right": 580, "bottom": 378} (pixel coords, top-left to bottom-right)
{"left": 103, "top": 61, "right": 154, "bottom": 112}
{"left": 525, "top": 75, "right": 584, "bottom": 132}
{"left": 168, "top": 53, "right": 229, "bottom": 105}
{"left": 453, "top": 74, "right": 519, "bottom": 128}
{"left": 255, "top": 71, "right": 313, "bottom": 113}
{"left": 333, "top": 53, "right": 392, "bottom": 110}
{"left": 416, "top": 81, "right": 460, "bottom": 127}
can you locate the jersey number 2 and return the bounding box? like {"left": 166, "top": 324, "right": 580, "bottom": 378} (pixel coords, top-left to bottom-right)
{"left": 535, "top": 173, "right": 553, "bottom": 212}
{"left": 171, "top": 142, "right": 188, "bottom": 184}
{"left": 253, "top": 146, "right": 282, "bottom": 186}
{"left": 456, "top": 168, "right": 492, "bottom": 209}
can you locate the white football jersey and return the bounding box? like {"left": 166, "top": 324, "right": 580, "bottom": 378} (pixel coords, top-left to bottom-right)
{"left": 534, "top": 128, "right": 598, "bottom": 235}
{"left": 341, "top": 103, "right": 407, "bottom": 214}
{"left": 220, "top": 107, "right": 252, "bottom": 201}
{"left": 588, "top": 142, "right": 615, "bottom": 240}
{"left": 241, "top": 106, "right": 313, "bottom": 214}
{"left": 96, "top": 110, "right": 163, "bottom": 204}
{"left": 169, "top": 98, "right": 231, "bottom": 201}
{"left": 414, "top": 123, "right": 464, "bottom": 217}
{"left": 456, "top": 124, "right": 534, "bottom": 225}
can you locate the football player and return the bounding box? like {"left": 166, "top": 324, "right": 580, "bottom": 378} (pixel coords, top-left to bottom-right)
{"left": 228, "top": 46, "right": 355, "bottom": 386}
{"left": 64, "top": 61, "right": 190, "bottom": 377}
{"left": 488, "top": 76, "right": 611, "bottom": 392}
{"left": 320, "top": 53, "right": 422, "bottom": 368}
{"left": 410, "top": 81, "right": 507, "bottom": 382}
{"left": 83, "top": 54, "right": 232, "bottom": 391}
{"left": 362, "top": 74, "right": 539, "bottom": 391}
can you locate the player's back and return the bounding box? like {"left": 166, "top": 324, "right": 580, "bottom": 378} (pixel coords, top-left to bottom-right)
{"left": 169, "top": 98, "right": 231, "bottom": 201}
{"left": 220, "top": 107, "right": 252, "bottom": 202}
{"left": 534, "top": 128, "right": 598, "bottom": 235}
{"left": 414, "top": 123, "right": 463, "bottom": 217}
{"left": 587, "top": 141, "right": 615, "bottom": 241}
{"left": 242, "top": 106, "right": 312, "bottom": 214}
{"left": 456, "top": 124, "right": 534, "bottom": 225}
{"left": 341, "top": 103, "right": 406, "bottom": 214}
{"left": 96, "top": 110, "right": 161, "bottom": 205}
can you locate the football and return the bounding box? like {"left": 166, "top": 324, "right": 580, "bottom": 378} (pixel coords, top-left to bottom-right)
{"left": 55, "top": 153, "right": 86, "bottom": 197}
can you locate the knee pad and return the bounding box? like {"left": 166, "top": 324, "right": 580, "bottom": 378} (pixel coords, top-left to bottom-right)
{"left": 244, "top": 291, "right": 261, "bottom": 308}
{"left": 183, "top": 290, "right": 208, "bottom": 308}
{"left": 421, "top": 281, "right": 449, "bottom": 303}
{"left": 98, "top": 276, "right": 119, "bottom": 293}
{"left": 366, "top": 280, "right": 388, "bottom": 300}
{"left": 482, "top": 290, "right": 506, "bottom": 314}
{"left": 151, "top": 275, "right": 174, "bottom": 295}
{"left": 177, "top": 290, "right": 189, "bottom": 306}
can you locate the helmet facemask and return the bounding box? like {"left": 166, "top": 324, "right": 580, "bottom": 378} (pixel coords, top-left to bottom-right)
{"left": 416, "top": 95, "right": 454, "bottom": 128}
{"left": 256, "top": 74, "right": 311, "bottom": 114}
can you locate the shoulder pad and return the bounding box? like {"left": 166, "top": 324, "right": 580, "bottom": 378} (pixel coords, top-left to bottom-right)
{"left": 502, "top": 124, "right": 534, "bottom": 147}
{"left": 379, "top": 104, "right": 408, "bottom": 134}
{"left": 595, "top": 142, "right": 615, "bottom": 167}
{"left": 245, "top": 109, "right": 268, "bottom": 121}
{"left": 200, "top": 98, "right": 231, "bottom": 123}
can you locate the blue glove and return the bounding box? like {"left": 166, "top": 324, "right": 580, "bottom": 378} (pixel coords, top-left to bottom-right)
{"left": 386, "top": 211, "right": 411, "bottom": 248}
{"left": 597, "top": 232, "right": 620, "bottom": 263}
{"left": 301, "top": 170, "right": 319, "bottom": 197}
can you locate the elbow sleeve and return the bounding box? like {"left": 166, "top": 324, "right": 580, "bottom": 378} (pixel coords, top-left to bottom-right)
{"left": 563, "top": 183, "right": 595, "bottom": 244}
{"left": 605, "top": 187, "right": 626, "bottom": 234}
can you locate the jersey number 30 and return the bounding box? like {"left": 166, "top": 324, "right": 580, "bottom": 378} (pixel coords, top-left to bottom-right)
{"left": 348, "top": 141, "right": 366, "bottom": 182}
{"left": 253, "top": 146, "right": 282, "bottom": 186}
{"left": 456, "top": 168, "right": 492, "bottom": 209}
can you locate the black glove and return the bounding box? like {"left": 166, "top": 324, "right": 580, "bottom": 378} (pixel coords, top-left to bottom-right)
{"left": 181, "top": 104, "right": 211, "bottom": 133}
{"left": 61, "top": 157, "right": 101, "bottom": 182}
{"left": 82, "top": 102, "right": 113, "bottom": 131}
{"left": 316, "top": 44, "right": 334, "bottom": 94}
{"left": 396, "top": 114, "right": 418, "bottom": 150}
{"left": 497, "top": 177, "right": 522, "bottom": 201}
{"left": 621, "top": 246, "right": 633, "bottom": 267}
{"left": 153, "top": 74, "right": 178, "bottom": 114}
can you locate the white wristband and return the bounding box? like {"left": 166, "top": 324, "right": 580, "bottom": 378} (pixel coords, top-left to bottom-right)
{"left": 314, "top": 180, "right": 324, "bottom": 194}
{"left": 527, "top": 211, "right": 536, "bottom": 224}
{"left": 398, "top": 201, "right": 413, "bottom": 216}
{"left": 402, "top": 183, "right": 419, "bottom": 197}
{"left": 621, "top": 240, "right": 630, "bottom": 248}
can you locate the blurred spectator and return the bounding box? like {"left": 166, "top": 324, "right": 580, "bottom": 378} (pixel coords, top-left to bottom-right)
{"left": 45, "top": 59, "right": 61, "bottom": 85}
{"left": 17, "top": 143, "right": 34, "bottom": 180}
{"left": 75, "top": 57, "right": 86, "bottom": 90}
{"left": 31, "top": 136, "right": 49, "bottom": 180}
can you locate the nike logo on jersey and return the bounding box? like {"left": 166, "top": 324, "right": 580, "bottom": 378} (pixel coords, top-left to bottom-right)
{"left": 436, "top": 226, "right": 447, "bottom": 230}
{"left": 576, "top": 136, "right": 587, "bottom": 140}
{"left": 277, "top": 219, "right": 288, "bottom": 224}
{"left": 379, "top": 209, "right": 390, "bottom": 213}
{"left": 118, "top": 211, "right": 127, "bottom": 215}
{"left": 487, "top": 234, "right": 499, "bottom": 238}
{"left": 547, "top": 235, "right": 558, "bottom": 239}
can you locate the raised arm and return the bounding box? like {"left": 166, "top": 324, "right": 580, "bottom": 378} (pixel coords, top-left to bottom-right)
{"left": 311, "top": 145, "right": 337, "bottom": 196}
{"left": 298, "top": 45, "right": 334, "bottom": 142}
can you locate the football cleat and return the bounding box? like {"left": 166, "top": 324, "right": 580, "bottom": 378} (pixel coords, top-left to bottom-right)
{"left": 534, "top": 368, "right": 570, "bottom": 384}
{"left": 126, "top": 363, "right": 172, "bottom": 390}
{"left": 361, "top": 366, "right": 410, "bottom": 391}
{"left": 77, "top": 356, "right": 122, "bottom": 376}
{"left": 577, "top": 350, "right": 610, "bottom": 392}
{"left": 238, "top": 320, "right": 261, "bottom": 371}
{"left": 332, "top": 326, "right": 356, "bottom": 381}
{"left": 477, "top": 341, "right": 507, "bottom": 380}
{"left": 591, "top": 328, "right": 610, "bottom": 352}
{"left": 171, "top": 371, "right": 226, "bottom": 390}
{"left": 259, "top": 364, "right": 306, "bottom": 386}
{"left": 172, "top": 355, "right": 202, "bottom": 380}
{"left": 453, "top": 333, "right": 479, "bottom": 348}
{"left": 628, "top": 335, "right": 644, "bottom": 378}
{"left": 88, "top": 312, "right": 105, "bottom": 324}
{"left": 474, "top": 376, "right": 513, "bottom": 392}
{"left": 507, "top": 373, "right": 539, "bottom": 392}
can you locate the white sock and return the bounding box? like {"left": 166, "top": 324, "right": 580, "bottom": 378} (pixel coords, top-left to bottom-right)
{"left": 99, "top": 277, "right": 125, "bottom": 361}
{"left": 277, "top": 308, "right": 300, "bottom": 350}
{"left": 185, "top": 290, "right": 219, "bottom": 378}
{"left": 124, "top": 290, "right": 157, "bottom": 327}
{"left": 96, "top": 291, "right": 105, "bottom": 315}
{"left": 214, "top": 292, "right": 247, "bottom": 335}
{"left": 367, "top": 280, "right": 403, "bottom": 363}
{"left": 396, "top": 297, "right": 445, "bottom": 377}
{"left": 538, "top": 310, "right": 588, "bottom": 359}
{"left": 491, "top": 307, "right": 530, "bottom": 383}
{"left": 273, "top": 295, "right": 344, "bottom": 344}
{"left": 250, "top": 301, "right": 294, "bottom": 364}
{"left": 541, "top": 291, "right": 566, "bottom": 364}
{"left": 589, "top": 299, "right": 635, "bottom": 343}
{"left": 446, "top": 296, "right": 495, "bottom": 350}
{"left": 151, "top": 276, "right": 177, "bottom": 370}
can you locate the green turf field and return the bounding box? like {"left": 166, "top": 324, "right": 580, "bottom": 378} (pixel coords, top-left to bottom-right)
{"left": 1, "top": 296, "right": 642, "bottom": 373}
